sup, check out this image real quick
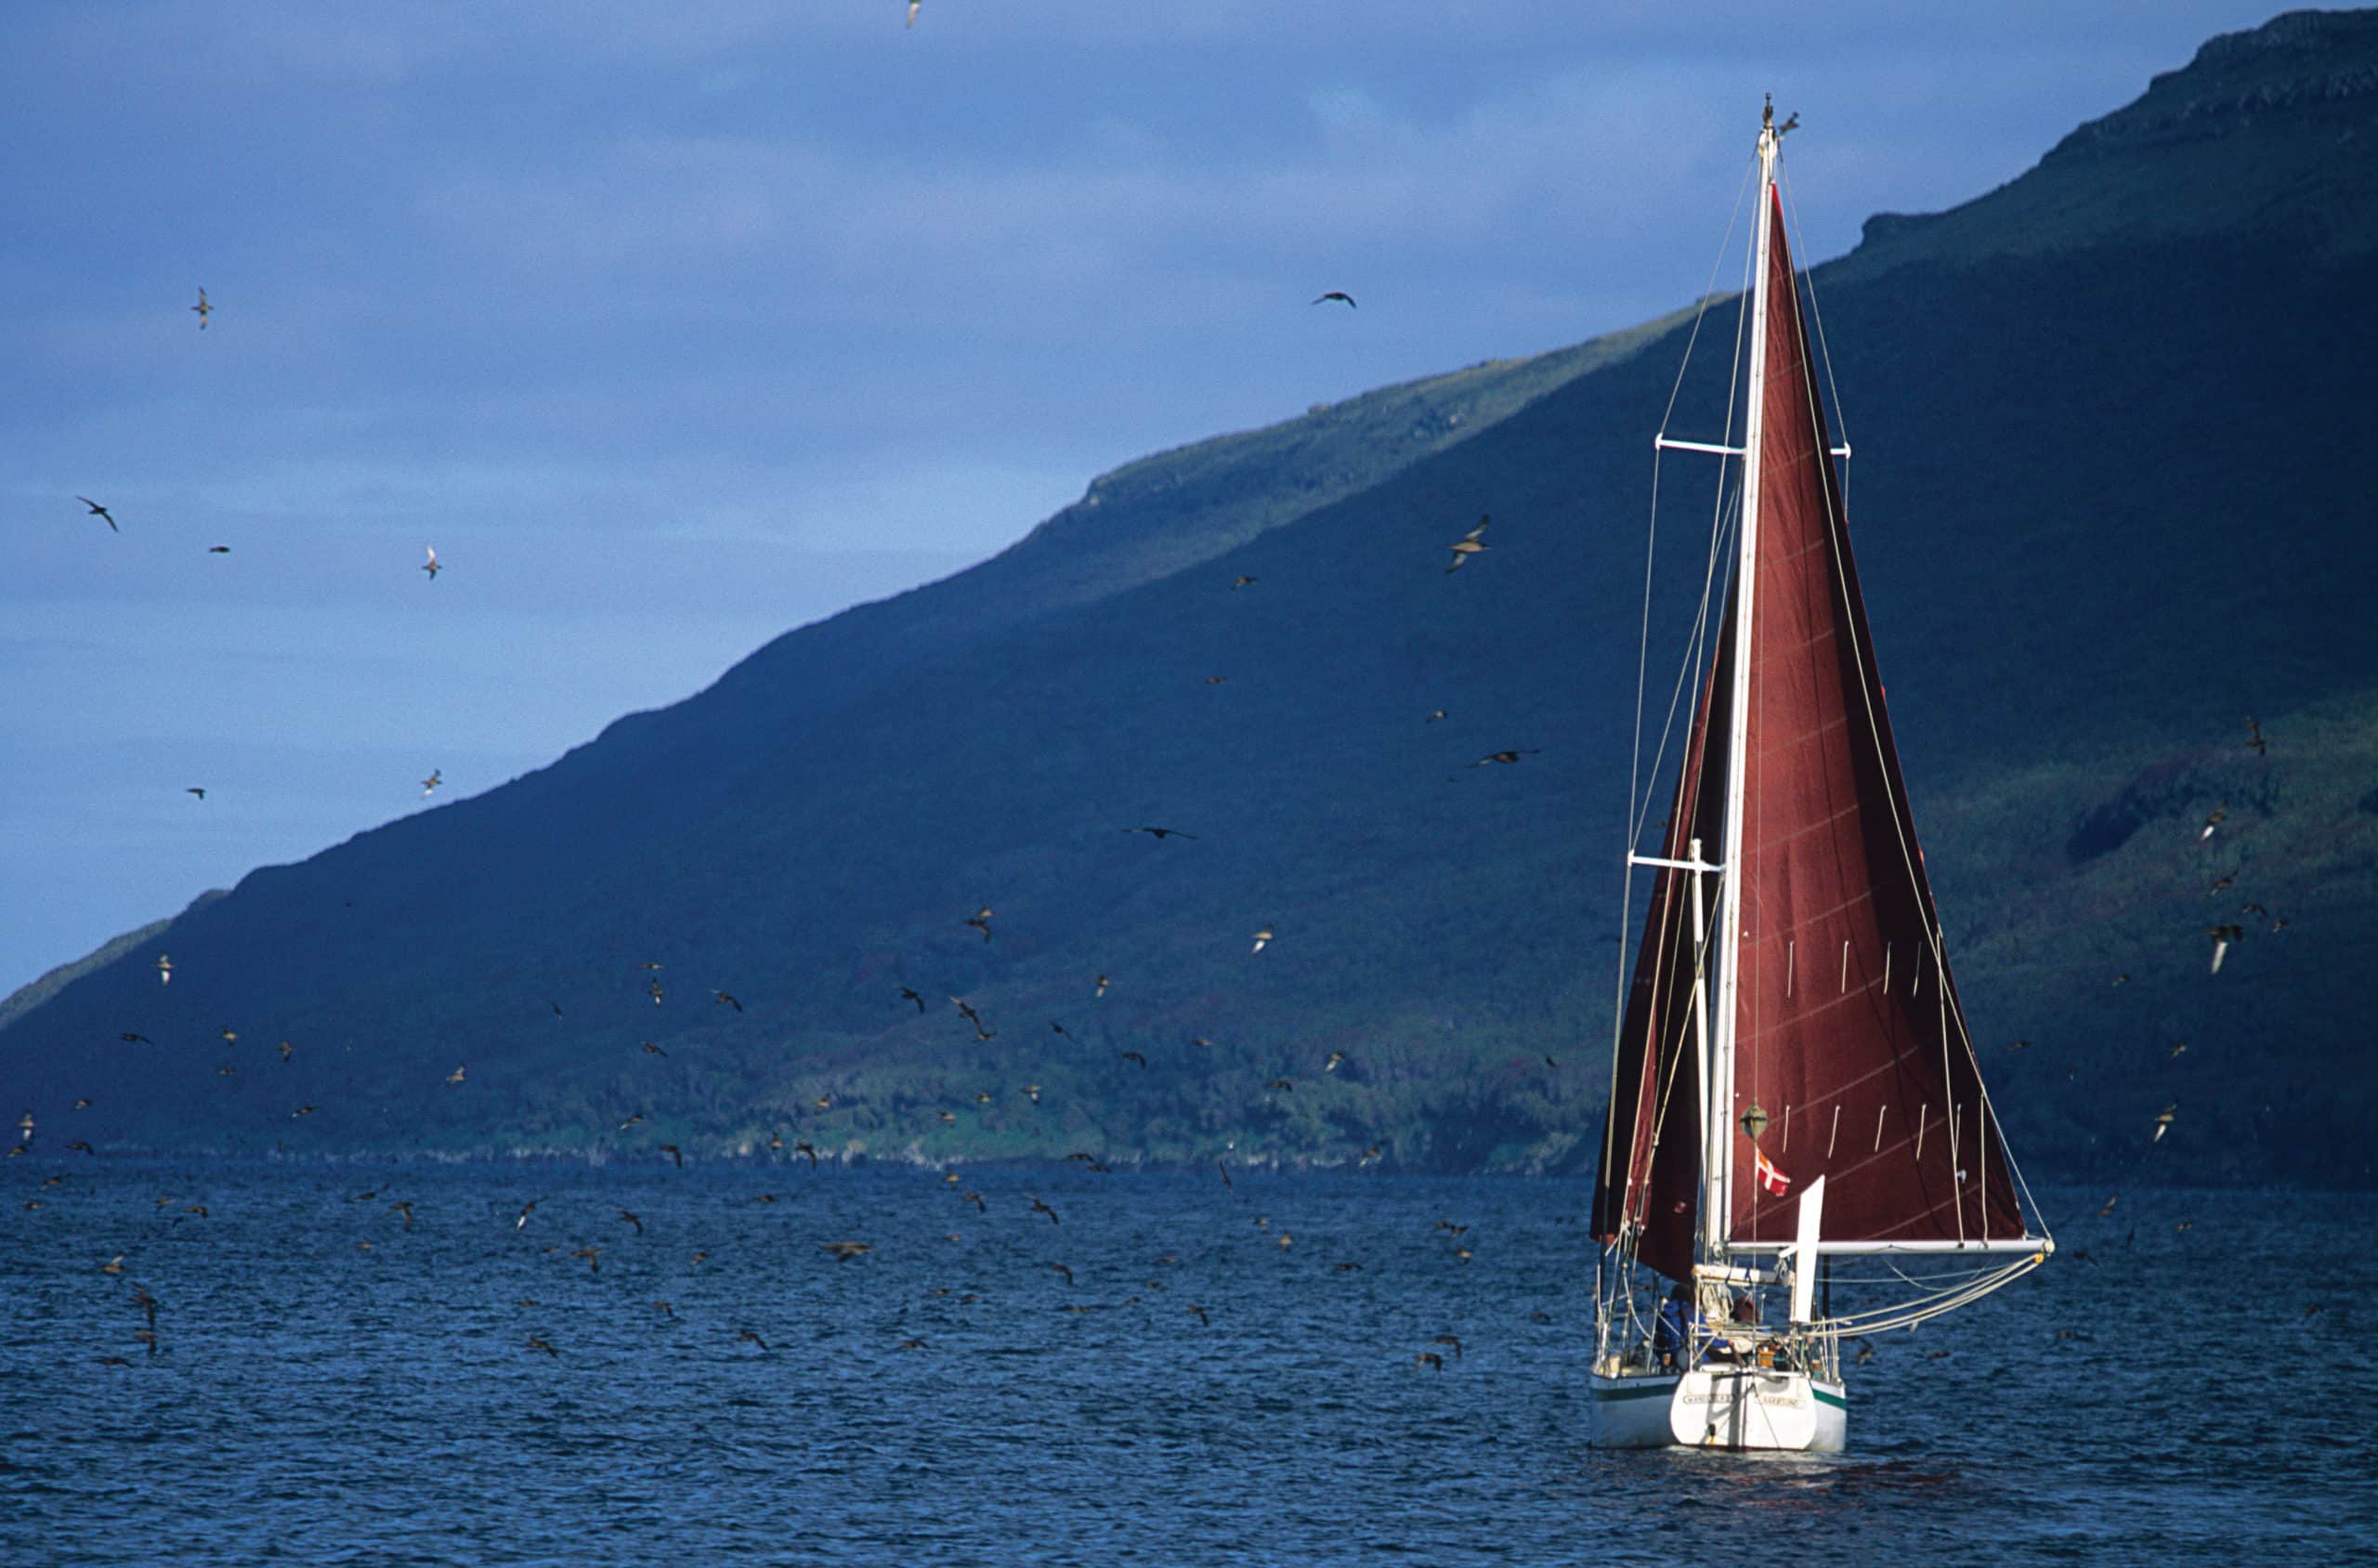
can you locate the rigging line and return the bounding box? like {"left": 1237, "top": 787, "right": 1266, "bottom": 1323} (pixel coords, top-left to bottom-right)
{"left": 1654, "top": 150, "right": 1759, "bottom": 439}
{"left": 1629, "top": 491, "right": 1736, "bottom": 852}
{"left": 1607, "top": 171, "right": 1759, "bottom": 1209}
{"left": 1776, "top": 164, "right": 1852, "bottom": 510}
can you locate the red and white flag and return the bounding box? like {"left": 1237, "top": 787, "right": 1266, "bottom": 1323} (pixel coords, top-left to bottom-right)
{"left": 1754, "top": 1147, "right": 1792, "bottom": 1197}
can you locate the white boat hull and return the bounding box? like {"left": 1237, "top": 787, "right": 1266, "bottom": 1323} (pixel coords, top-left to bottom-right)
{"left": 1589, "top": 1366, "right": 1846, "bottom": 1452}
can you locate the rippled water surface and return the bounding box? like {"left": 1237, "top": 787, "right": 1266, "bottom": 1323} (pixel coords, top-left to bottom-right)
{"left": 2, "top": 1164, "right": 2371, "bottom": 1565}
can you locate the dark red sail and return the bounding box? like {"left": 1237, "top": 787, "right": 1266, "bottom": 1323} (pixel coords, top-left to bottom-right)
{"left": 1723, "top": 187, "right": 2023, "bottom": 1248}
{"left": 1592, "top": 587, "right": 1734, "bottom": 1282}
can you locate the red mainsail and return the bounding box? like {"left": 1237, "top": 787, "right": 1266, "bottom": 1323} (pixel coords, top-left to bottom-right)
{"left": 1596, "top": 187, "right": 2024, "bottom": 1276}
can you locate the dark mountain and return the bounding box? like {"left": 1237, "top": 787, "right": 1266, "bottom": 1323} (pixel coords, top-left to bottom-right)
{"left": 8, "top": 9, "right": 2376, "bottom": 1183}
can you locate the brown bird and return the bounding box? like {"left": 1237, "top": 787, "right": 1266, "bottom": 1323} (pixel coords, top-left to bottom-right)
{"left": 952, "top": 998, "right": 995, "bottom": 1040}
{"left": 1470, "top": 749, "right": 1541, "bottom": 766}
{"left": 712, "top": 989, "right": 743, "bottom": 1013}
{"left": 119, "top": 1033, "right": 153, "bottom": 1044}
{"left": 1312, "top": 291, "right": 1356, "bottom": 308}
{"left": 1231, "top": 575, "right": 1257, "bottom": 590}
{"left": 1029, "top": 1196, "right": 1060, "bottom": 1226}
{"left": 1266, "top": 1078, "right": 1294, "bottom": 1091}
{"left": 819, "top": 1241, "right": 871, "bottom": 1261}
{"left": 78, "top": 497, "right": 118, "bottom": 532}
{"left": 640, "top": 1042, "right": 668, "bottom": 1058}
{"left": 1325, "top": 1052, "right": 1346, "bottom": 1072}
{"left": 738, "top": 1328, "right": 769, "bottom": 1352}
{"left": 1095, "top": 975, "right": 1111, "bottom": 997}
{"left": 1119, "top": 1052, "right": 1147, "bottom": 1068}
{"left": 617, "top": 1208, "right": 643, "bottom": 1235}
{"left": 648, "top": 978, "right": 664, "bottom": 1005}
{"left": 1432, "top": 1334, "right": 1464, "bottom": 1359}
{"left": 423, "top": 546, "right": 441, "bottom": 581}
{"left": 660, "top": 1144, "right": 684, "bottom": 1169}
{"left": 68, "top": 1140, "right": 95, "bottom": 1156}
{"left": 191, "top": 287, "right": 213, "bottom": 328}
{"left": 571, "top": 1247, "right": 601, "bottom": 1274}
{"left": 794, "top": 1140, "right": 820, "bottom": 1169}
{"left": 278, "top": 1041, "right": 294, "bottom": 1062}
{"left": 1204, "top": 674, "right": 1229, "bottom": 686}
{"left": 445, "top": 1065, "right": 467, "bottom": 1085}
{"left": 2245, "top": 715, "right": 2267, "bottom": 756}
{"left": 1186, "top": 1304, "right": 1209, "bottom": 1326}
{"left": 899, "top": 987, "right": 926, "bottom": 1013}
{"left": 2008, "top": 1039, "right": 2032, "bottom": 1052}
{"left": 186, "top": 787, "right": 206, "bottom": 799}
{"left": 2152, "top": 1104, "right": 2178, "bottom": 1143}
{"left": 2201, "top": 808, "right": 2227, "bottom": 841}
{"left": 1250, "top": 926, "right": 1274, "bottom": 953}
{"left": 102, "top": 1253, "right": 125, "bottom": 1275}
{"left": 1416, "top": 1352, "right": 1444, "bottom": 1371}
{"left": 1123, "top": 826, "right": 1197, "bottom": 841}
{"left": 898, "top": 1337, "right": 927, "bottom": 1350}
{"left": 619, "top": 1113, "right": 647, "bottom": 1131}
{"left": 1051, "top": 1021, "right": 1077, "bottom": 1043}
{"left": 961, "top": 1191, "right": 986, "bottom": 1212}
{"left": 1050, "top": 1262, "right": 1075, "bottom": 1287}
{"left": 525, "top": 1336, "right": 559, "bottom": 1358}
{"left": 390, "top": 1201, "right": 414, "bottom": 1231}
{"left": 2095, "top": 1193, "right": 2119, "bottom": 1219}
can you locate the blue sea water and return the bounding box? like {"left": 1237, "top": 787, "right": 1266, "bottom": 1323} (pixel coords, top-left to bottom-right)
{"left": 1, "top": 1163, "right": 2371, "bottom": 1566}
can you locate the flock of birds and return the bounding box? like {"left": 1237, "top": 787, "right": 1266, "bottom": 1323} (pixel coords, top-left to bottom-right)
{"left": 28, "top": 268, "right": 1563, "bottom": 1377}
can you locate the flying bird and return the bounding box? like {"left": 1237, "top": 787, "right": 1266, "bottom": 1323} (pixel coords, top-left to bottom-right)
{"left": 738, "top": 1328, "right": 770, "bottom": 1351}
{"left": 516, "top": 1201, "right": 540, "bottom": 1229}
{"left": 420, "top": 770, "right": 442, "bottom": 798}
{"left": 616, "top": 1208, "right": 643, "bottom": 1235}
{"left": 1029, "top": 1196, "right": 1060, "bottom": 1226}
{"left": 1325, "top": 1052, "right": 1346, "bottom": 1072}
{"left": 712, "top": 989, "right": 743, "bottom": 1013}
{"left": 207, "top": 545, "right": 229, "bottom": 555}
{"left": 2206, "top": 923, "right": 2243, "bottom": 974}
{"left": 660, "top": 1143, "right": 684, "bottom": 1169}
{"left": 1311, "top": 291, "right": 1356, "bottom": 308}
{"left": 525, "top": 1336, "right": 559, "bottom": 1359}
{"left": 1118, "top": 1052, "right": 1146, "bottom": 1068}
{"left": 819, "top": 1240, "right": 871, "bottom": 1261}
{"left": 2152, "top": 1104, "right": 2178, "bottom": 1143}
{"left": 186, "top": 788, "right": 205, "bottom": 800}
{"left": 2245, "top": 715, "right": 2267, "bottom": 756}
{"left": 191, "top": 287, "right": 213, "bottom": 328}
{"left": 899, "top": 987, "right": 926, "bottom": 1013}
{"left": 793, "top": 1141, "right": 819, "bottom": 1168}
{"left": 1231, "top": 575, "right": 1258, "bottom": 590}
{"left": 907, "top": 0, "right": 920, "bottom": 24}
{"left": 78, "top": 497, "right": 117, "bottom": 531}
{"left": 641, "top": 1042, "right": 668, "bottom": 1058}
{"left": 1444, "top": 520, "right": 1490, "bottom": 572}
{"left": 1094, "top": 975, "right": 1111, "bottom": 997}
{"left": 154, "top": 955, "right": 172, "bottom": 986}
{"left": 1470, "top": 750, "right": 1541, "bottom": 766}
{"left": 1251, "top": 927, "right": 1274, "bottom": 954}
{"left": 2201, "top": 808, "right": 2226, "bottom": 841}
{"left": 1124, "top": 826, "right": 1197, "bottom": 841}
{"left": 1050, "top": 1262, "right": 1075, "bottom": 1287}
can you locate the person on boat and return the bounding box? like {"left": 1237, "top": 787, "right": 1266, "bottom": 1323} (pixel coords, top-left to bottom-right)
{"left": 1654, "top": 1281, "right": 1694, "bottom": 1368}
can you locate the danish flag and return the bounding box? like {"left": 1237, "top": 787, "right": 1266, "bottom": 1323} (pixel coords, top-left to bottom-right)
{"left": 1754, "top": 1147, "right": 1792, "bottom": 1197}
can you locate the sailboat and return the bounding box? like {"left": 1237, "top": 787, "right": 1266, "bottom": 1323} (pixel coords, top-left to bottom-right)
{"left": 1588, "top": 103, "right": 2053, "bottom": 1452}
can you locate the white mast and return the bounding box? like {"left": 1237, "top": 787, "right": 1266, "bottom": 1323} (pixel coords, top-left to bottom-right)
{"left": 1705, "top": 105, "right": 1782, "bottom": 1268}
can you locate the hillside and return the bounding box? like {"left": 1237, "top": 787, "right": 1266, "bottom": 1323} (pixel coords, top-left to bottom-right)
{"left": 5, "top": 9, "right": 2376, "bottom": 1186}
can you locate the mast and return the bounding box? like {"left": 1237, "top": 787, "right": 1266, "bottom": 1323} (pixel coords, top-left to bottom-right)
{"left": 1705, "top": 103, "right": 1781, "bottom": 1269}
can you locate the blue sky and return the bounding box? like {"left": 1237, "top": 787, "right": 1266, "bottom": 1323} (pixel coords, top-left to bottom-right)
{"left": 0, "top": 1, "right": 2289, "bottom": 992}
